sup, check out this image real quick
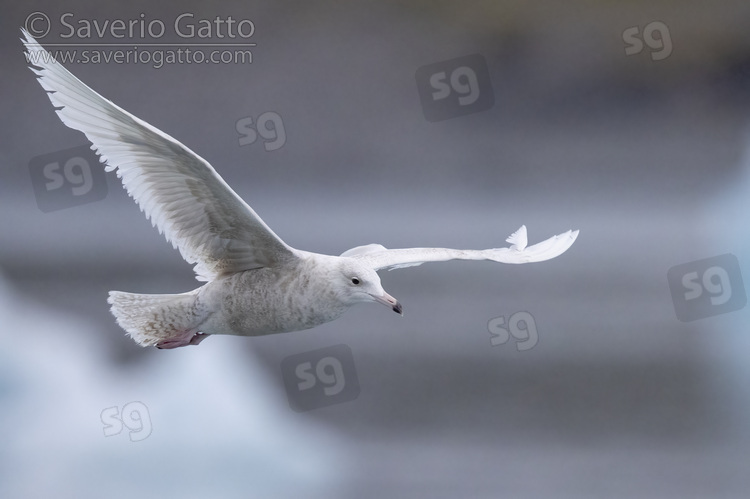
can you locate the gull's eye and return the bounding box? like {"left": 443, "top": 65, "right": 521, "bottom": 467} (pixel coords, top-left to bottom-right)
{"left": 351, "top": 277, "right": 360, "bottom": 285}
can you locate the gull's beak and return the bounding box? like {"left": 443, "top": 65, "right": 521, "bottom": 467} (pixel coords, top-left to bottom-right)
{"left": 370, "top": 291, "right": 403, "bottom": 315}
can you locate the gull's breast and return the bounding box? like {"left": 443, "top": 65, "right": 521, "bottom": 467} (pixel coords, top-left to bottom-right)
{"left": 196, "top": 264, "right": 346, "bottom": 337}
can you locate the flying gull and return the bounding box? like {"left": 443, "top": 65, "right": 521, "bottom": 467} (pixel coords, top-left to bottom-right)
{"left": 22, "top": 29, "right": 579, "bottom": 349}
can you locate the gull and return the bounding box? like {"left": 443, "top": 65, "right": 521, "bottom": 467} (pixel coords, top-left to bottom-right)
{"left": 22, "top": 29, "right": 579, "bottom": 349}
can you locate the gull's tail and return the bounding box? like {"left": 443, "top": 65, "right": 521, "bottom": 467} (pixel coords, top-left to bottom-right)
{"left": 108, "top": 289, "right": 205, "bottom": 348}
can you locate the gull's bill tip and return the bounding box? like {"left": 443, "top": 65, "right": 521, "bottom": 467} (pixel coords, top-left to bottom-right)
{"left": 371, "top": 291, "right": 403, "bottom": 316}
{"left": 392, "top": 301, "right": 403, "bottom": 315}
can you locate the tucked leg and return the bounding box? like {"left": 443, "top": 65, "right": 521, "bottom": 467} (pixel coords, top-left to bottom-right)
{"left": 189, "top": 333, "right": 211, "bottom": 345}
{"left": 156, "top": 330, "right": 208, "bottom": 349}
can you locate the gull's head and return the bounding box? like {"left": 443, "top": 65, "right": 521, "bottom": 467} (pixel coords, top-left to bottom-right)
{"left": 336, "top": 259, "right": 402, "bottom": 315}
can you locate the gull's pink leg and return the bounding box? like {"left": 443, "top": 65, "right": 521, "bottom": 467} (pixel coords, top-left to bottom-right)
{"left": 188, "top": 333, "right": 210, "bottom": 345}
{"left": 156, "top": 331, "right": 210, "bottom": 349}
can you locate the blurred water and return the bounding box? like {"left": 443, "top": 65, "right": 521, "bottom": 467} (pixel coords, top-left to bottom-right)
{"left": 0, "top": 272, "right": 349, "bottom": 499}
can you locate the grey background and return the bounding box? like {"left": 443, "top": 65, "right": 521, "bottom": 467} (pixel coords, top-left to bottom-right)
{"left": 3, "top": 1, "right": 750, "bottom": 497}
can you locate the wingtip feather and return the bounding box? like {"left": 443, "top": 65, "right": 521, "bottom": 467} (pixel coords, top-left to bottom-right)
{"left": 505, "top": 225, "right": 528, "bottom": 250}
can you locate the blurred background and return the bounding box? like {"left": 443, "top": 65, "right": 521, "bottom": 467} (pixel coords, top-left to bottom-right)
{"left": 3, "top": 1, "right": 750, "bottom": 497}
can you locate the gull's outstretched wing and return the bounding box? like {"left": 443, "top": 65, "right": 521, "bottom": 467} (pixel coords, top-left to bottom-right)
{"left": 343, "top": 225, "right": 579, "bottom": 271}
{"left": 22, "top": 29, "right": 298, "bottom": 281}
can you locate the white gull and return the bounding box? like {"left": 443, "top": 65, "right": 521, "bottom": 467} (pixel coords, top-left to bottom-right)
{"left": 22, "top": 29, "right": 579, "bottom": 349}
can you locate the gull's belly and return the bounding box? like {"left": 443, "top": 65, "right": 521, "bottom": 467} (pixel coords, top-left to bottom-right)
{"left": 195, "top": 267, "right": 346, "bottom": 337}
